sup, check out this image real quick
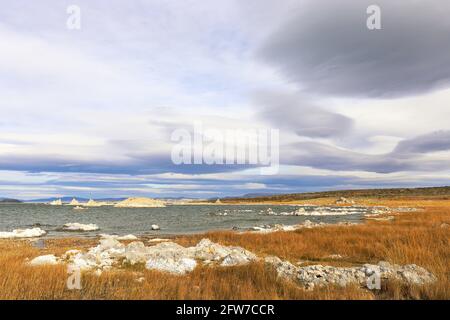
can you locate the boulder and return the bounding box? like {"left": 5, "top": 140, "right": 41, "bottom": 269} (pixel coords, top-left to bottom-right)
{"left": 124, "top": 241, "right": 149, "bottom": 265}
{"left": 0, "top": 227, "right": 47, "bottom": 239}
{"left": 265, "top": 258, "right": 436, "bottom": 289}
{"left": 29, "top": 254, "right": 59, "bottom": 266}
{"left": 145, "top": 257, "right": 197, "bottom": 275}
{"left": 221, "top": 250, "right": 257, "bottom": 266}
{"left": 149, "top": 238, "right": 170, "bottom": 242}
{"left": 100, "top": 234, "right": 138, "bottom": 241}
{"left": 62, "top": 223, "right": 99, "bottom": 231}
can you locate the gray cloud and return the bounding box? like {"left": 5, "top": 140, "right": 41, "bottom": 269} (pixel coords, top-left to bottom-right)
{"left": 260, "top": 0, "right": 450, "bottom": 98}
{"left": 256, "top": 91, "right": 354, "bottom": 137}
{"left": 393, "top": 131, "right": 450, "bottom": 155}
{"left": 286, "top": 142, "right": 405, "bottom": 173}
{"left": 286, "top": 130, "right": 450, "bottom": 173}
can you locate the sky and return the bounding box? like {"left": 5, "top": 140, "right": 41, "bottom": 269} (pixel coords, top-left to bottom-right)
{"left": 1, "top": 0, "right": 450, "bottom": 200}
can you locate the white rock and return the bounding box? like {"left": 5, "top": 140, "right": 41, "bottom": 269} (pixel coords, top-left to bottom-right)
{"left": 151, "top": 224, "right": 160, "bottom": 230}
{"left": 250, "top": 224, "right": 300, "bottom": 233}
{"left": 148, "top": 238, "right": 170, "bottom": 242}
{"left": 49, "top": 199, "right": 62, "bottom": 206}
{"left": 69, "top": 253, "right": 97, "bottom": 271}
{"left": 84, "top": 199, "right": 103, "bottom": 207}
{"left": 117, "top": 234, "right": 138, "bottom": 240}
{"left": 145, "top": 257, "right": 197, "bottom": 274}
{"left": 29, "top": 254, "right": 59, "bottom": 266}
{"left": 32, "top": 238, "right": 257, "bottom": 275}
{"left": 69, "top": 198, "right": 80, "bottom": 206}
{"left": 124, "top": 241, "right": 148, "bottom": 265}
{"left": 264, "top": 256, "right": 298, "bottom": 279}
{"left": 62, "top": 223, "right": 99, "bottom": 231}
{"left": 0, "top": 227, "right": 47, "bottom": 239}
{"left": 96, "top": 238, "right": 125, "bottom": 251}
{"left": 221, "top": 251, "right": 255, "bottom": 266}
{"left": 259, "top": 206, "right": 360, "bottom": 217}
{"left": 265, "top": 258, "right": 436, "bottom": 289}
{"left": 100, "top": 234, "right": 138, "bottom": 240}
{"left": 191, "top": 238, "right": 232, "bottom": 260}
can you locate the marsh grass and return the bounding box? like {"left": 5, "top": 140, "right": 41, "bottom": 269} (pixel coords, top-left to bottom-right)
{"left": 0, "top": 199, "right": 448, "bottom": 300}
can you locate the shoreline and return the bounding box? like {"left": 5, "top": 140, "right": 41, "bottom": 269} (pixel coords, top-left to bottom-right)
{"left": 0, "top": 200, "right": 374, "bottom": 240}
{"left": 0, "top": 197, "right": 448, "bottom": 299}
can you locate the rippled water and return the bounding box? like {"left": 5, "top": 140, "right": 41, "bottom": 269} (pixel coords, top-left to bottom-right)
{"left": 0, "top": 203, "right": 369, "bottom": 238}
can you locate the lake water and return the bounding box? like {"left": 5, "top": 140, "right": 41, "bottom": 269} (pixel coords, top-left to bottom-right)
{"left": 0, "top": 203, "right": 370, "bottom": 238}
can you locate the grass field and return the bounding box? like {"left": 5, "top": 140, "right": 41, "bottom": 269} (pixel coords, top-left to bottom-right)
{"left": 0, "top": 198, "right": 448, "bottom": 300}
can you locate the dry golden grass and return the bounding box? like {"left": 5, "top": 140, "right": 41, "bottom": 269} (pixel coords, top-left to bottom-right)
{"left": 0, "top": 199, "right": 448, "bottom": 300}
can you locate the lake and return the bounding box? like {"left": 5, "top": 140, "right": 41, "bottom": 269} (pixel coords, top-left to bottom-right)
{"left": 0, "top": 203, "right": 369, "bottom": 238}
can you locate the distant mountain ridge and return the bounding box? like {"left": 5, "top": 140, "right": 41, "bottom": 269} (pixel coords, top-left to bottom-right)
{"left": 222, "top": 186, "right": 450, "bottom": 203}
{"left": 0, "top": 198, "right": 22, "bottom": 203}
{"left": 26, "top": 197, "right": 127, "bottom": 203}
{"left": 25, "top": 196, "right": 202, "bottom": 203}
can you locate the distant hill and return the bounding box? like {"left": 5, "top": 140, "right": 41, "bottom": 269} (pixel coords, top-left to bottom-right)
{"left": 240, "top": 192, "right": 284, "bottom": 198}
{"left": 221, "top": 186, "right": 450, "bottom": 203}
{"left": 0, "top": 198, "right": 22, "bottom": 203}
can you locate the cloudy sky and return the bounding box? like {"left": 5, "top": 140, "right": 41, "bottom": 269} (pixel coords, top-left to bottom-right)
{"left": 1, "top": 0, "right": 450, "bottom": 200}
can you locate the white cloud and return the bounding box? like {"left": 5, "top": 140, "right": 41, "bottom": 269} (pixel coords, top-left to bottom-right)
{"left": 0, "top": 1, "right": 449, "bottom": 198}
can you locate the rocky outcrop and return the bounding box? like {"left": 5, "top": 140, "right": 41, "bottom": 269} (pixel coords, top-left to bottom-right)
{"left": 146, "top": 257, "right": 197, "bottom": 274}
{"left": 149, "top": 238, "right": 170, "bottom": 243}
{"left": 26, "top": 237, "right": 436, "bottom": 290}
{"left": 29, "top": 254, "right": 59, "bottom": 266}
{"left": 259, "top": 206, "right": 366, "bottom": 216}
{"left": 250, "top": 224, "right": 298, "bottom": 233}
{"left": 0, "top": 227, "right": 47, "bottom": 238}
{"left": 100, "top": 234, "right": 138, "bottom": 240}
{"left": 335, "top": 197, "right": 355, "bottom": 205}
{"left": 39, "top": 238, "right": 257, "bottom": 275}
{"left": 84, "top": 199, "right": 104, "bottom": 207}
{"left": 249, "top": 220, "right": 359, "bottom": 233}
{"left": 265, "top": 257, "right": 436, "bottom": 290}
{"left": 49, "top": 199, "right": 62, "bottom": 206}
{"left": 69, "top": 198, "right": 80, "bottom": 206}
{"left": 114, "top": 197, "right": 166, "bottom": 208}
